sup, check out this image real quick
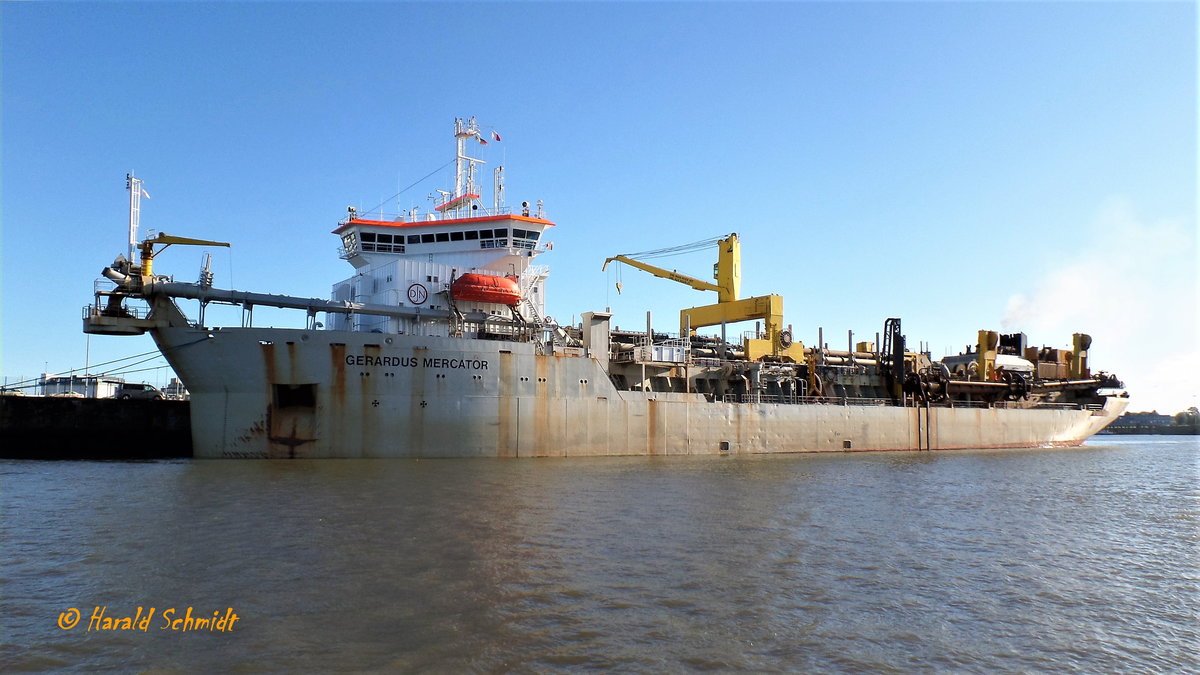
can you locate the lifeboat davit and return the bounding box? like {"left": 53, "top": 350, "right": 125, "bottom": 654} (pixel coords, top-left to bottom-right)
{"left": 451, "top": 273, "right": 521, "bottom": 306}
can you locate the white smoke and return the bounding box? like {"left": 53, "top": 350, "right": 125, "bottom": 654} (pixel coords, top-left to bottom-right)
{"left": 1001, "top": 198, "right": 1197, "bottom": 414}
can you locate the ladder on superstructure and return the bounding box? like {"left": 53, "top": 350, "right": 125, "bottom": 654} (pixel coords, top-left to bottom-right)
{"left": 444, "top": 276, "right": 467, "bottom": 338}
{"left": 511, "top": 282, "right": 546, "bottom": 354}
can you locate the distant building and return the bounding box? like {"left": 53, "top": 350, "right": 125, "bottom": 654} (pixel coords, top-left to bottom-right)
{"left": 1102, "top": 408, "right": 1199, "bottom": 435}
{"left": 162, "top": 377, "right": 190, "bottom": 400}
{"left": 39, "top": 374, "right": 125, "bottom": 398}
{"left": 1112, "top": 411, "right": 1174, "bottom": 427}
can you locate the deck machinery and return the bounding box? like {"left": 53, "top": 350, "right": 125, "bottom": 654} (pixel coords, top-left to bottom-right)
{"left": 598, "top": 234, "right": 1121, "bottom": 410}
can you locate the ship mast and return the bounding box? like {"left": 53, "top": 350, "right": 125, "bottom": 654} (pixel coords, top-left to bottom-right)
{"left": 494, "top": 166, "right": 504, "bottom": 212}
{"left": 452, "top": 117, "right": 486, "bottom": 207}
{"left": 126, "top": 172, "right": 144, "bottom": 262}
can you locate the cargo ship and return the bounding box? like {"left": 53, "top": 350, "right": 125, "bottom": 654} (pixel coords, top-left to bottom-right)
{"left": 85, "top": 117, "right": 1128, "bottom": 458}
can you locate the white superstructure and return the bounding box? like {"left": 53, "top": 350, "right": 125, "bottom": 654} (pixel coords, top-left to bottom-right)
{"left": 329, "top": 118, "right": 552, "bottom": 337}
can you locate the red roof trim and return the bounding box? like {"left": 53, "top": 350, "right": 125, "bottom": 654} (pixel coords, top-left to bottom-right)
{"left": 333, "top": 214, "right": 555, "bottom": 235}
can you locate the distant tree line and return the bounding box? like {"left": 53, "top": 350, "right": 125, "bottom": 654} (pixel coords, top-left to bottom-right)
{"left": 1102, "top": 407, "right": 1199, "bottom": 434}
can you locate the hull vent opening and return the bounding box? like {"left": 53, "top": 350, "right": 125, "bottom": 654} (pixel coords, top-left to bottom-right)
{"left": 274, "top": 383, "right": 316, "bottom": 408}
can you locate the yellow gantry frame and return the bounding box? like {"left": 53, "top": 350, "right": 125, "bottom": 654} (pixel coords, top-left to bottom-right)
{"left": 976, "top": 329, "right": 999, "bottom": 381}
{"left": 602, "top": 233, "right": 803, "bottom": 361}
{"left": 138, "top": 232, "right": 231, "bottom": 277}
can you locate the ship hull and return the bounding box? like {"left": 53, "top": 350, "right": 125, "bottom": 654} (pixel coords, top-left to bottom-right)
{"left": 152, "top": 320, "right": 1128, "bottom": 459}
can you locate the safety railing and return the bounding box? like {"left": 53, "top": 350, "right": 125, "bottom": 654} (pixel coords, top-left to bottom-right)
{"left": 83, "top": 303, "right": 149, "bottom": 320}
{"left": 946, "top": 400, "right": 991, "bottom": 409}
{"left": 720, "top": 394, "right": 897, "bottom": 406}
{"left": 1032, "top": 402, "right": 1095, "bottom": 411}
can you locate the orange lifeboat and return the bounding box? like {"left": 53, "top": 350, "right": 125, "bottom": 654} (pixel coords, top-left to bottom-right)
{"left": 451, "top": 273, "right": 521, "bottom": 306}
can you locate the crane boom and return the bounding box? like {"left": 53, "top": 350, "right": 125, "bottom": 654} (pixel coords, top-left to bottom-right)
{"left": 138, "top": 232, "right": 231, "bottom": 277}
{"left": 602, "top": 233, "right": 740, "bottom": 303}
{"left": 602, "top": 255, "right": 722, "bottom": 294}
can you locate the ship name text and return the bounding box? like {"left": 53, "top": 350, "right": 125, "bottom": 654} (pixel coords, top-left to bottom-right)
{"left": 345, "top": 354, "right": 489, "bottom": 370}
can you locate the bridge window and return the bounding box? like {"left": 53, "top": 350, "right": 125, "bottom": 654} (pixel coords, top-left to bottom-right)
{"left": 510, "top": 228, "right": 539, "bottom": 249}
{"left": 356, "top": 231, "right": 405, "bottom": 253}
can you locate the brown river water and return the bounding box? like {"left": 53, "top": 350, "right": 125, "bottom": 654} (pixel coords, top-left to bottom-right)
{"left": 2, "top": 435, "right": 1197, "bottom": 672}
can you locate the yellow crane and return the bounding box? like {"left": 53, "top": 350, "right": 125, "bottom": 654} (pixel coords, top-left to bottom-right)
{"left": 603, "top": 233, "right": 741, "bottom": 302}
{"left": 137, "top": 232, "right": 230, "bottom": 277}
{"left": 602, "top": 233, "right": 803, "bottom": 361}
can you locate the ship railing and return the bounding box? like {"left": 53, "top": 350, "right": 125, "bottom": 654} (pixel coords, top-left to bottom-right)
{"left": 612, "top": 349, "right": 637, "bottom": 363}
{"left": 354, "top": 315, "right": 392, "bottom": 333}
{"left": 740, "top": 329, "right": 762, "bottom": 342}
{"left": 82, "top": 303, "right": 149, "bottom": 321}
{"left": 91, "top": 279, "right": 144, "bottom": 304}
{"left": 339, "top": 206, "right": 519, "bottom": 225}
{"left": 338, "top": 242, "right": 408, "bottom": 258}
{"left": 721, "top": 394, "right": 897, "bottom": 406}
{"left": 461, "top": 317, "right": 541, "bottom": 343}
{"left": 1032, "top": 402, "right": 1094, "bottom": 411}
{"left": 714, "top": 395, "right": 1103, "bottom": 411}
{"left": 941, "top": 401, "right": 1098, "bottom": 411}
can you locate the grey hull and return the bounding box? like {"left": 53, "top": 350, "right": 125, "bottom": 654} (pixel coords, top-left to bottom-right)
{"left": 153, "top": 321, "right": 1127, "bottom": 459}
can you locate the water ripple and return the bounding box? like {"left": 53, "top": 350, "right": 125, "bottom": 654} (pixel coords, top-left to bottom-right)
{"left": 2, "top": 438, "right": 1197, "bottom": 671}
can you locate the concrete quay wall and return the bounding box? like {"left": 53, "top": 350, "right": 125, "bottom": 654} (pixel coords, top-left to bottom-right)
{"left": 0, "top": 397, "right": 191, "bottom": 459}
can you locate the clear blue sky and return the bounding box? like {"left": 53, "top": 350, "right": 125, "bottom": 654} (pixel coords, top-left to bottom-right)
{"left": 3, "top": 2, "right": 1195, "bottom": 413}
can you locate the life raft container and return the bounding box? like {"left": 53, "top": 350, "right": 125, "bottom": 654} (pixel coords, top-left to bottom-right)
{"left": 451, "top": 273, "right": 521, "bottom": 306}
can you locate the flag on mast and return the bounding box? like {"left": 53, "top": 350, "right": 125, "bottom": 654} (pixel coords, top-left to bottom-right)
{"left": 141, "top": 188, "right": 151, "bottom": 199}
{"left": 492, "top": 130, "right": 502, "bottom": 142}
